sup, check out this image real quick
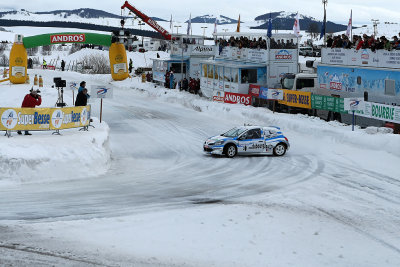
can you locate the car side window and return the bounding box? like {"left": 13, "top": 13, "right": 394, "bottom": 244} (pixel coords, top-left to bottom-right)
{"left": 246, "top": 129, "right": 261, "bottom": 139}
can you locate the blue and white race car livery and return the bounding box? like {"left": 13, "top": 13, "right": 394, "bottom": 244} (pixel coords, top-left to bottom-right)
{"left": 204, "top": 126, "right": 290, "bottom": 158}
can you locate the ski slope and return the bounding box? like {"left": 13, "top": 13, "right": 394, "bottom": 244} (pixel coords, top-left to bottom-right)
{"left": 0, "top": 60, "right": 400, "bottom": 266}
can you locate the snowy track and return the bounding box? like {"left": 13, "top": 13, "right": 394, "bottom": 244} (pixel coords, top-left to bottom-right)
{"left": 1, "top": 74, "right": 400, "bottom": 266}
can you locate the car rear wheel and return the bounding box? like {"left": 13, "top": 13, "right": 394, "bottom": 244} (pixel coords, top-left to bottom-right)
{"left": 273, "top": 143, "right": 286, "bottom": 156}
{"left": 225, "top": 144, "right": 237, "bottom": 158}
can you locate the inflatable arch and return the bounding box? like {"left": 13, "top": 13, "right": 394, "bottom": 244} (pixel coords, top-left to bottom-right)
{"left": 9, "top": 32, "right": 129, "bottom": 84}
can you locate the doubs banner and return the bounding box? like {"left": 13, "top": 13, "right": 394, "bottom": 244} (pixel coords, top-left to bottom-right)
{"left": 224, "top": 92, "right": 252, "bottom": 106}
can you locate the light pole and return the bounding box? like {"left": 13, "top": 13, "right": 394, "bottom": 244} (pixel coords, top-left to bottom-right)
{"left": 201, "top": 26, "right": 208, "bottom": 37}
{"left": 138, "top": 22, "right": 145, "bottom": 46}
{"left": 371, "top": 19, "right": 380, "bottom": 37}
{"left": 322, "top": 0, "right": 328, "bottom": 46}
{"left": 174, "top": 25, "right": 182, "bottom": 34}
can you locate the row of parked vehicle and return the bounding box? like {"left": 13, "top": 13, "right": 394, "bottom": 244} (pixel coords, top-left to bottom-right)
{"left": 299, "top": 47, "right": 321, "bottom": 57}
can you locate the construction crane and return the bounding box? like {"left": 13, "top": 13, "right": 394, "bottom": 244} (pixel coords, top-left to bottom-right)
{"left": 121, "top": 1, "right": 172, "bottom": 40}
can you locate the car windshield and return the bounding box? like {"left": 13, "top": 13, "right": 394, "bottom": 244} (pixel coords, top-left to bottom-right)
{"left": 222, "top": 127, "right": 247, "bottom": 138}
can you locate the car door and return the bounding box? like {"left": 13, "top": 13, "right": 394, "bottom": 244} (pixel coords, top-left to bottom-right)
{"left": 238, "top": 129, "right": 264, "bottom": 154}
{"left": 264, "top": 130, "right": 277, "bottom": 154}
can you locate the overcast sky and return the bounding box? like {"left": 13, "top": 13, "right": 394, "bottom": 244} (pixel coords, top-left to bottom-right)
{"left": 1, "top": 0, "right": 399, "bottom": 25}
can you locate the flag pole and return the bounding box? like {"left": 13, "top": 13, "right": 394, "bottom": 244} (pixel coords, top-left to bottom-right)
{"left": 350, "top": 10, "right": 353, "bottom": 43}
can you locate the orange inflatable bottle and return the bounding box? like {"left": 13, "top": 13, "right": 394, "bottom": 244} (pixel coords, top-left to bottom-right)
{"left": 109, "top": 42, "right": 129, "bottom": 81}
{"left": 9, "top": 34, "right": 27, "bottom": 84}
{"left": 25, "top": 74, "right": 30, "bottom": 84}
{"left": 39, "top": 75, "right": 43, "bottom": 87}
{"left": 34, "top": 74, "right": 38, "bottom": 85}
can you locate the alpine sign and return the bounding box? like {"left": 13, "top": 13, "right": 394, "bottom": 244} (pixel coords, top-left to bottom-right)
{"left": 91, "top": 85, "right": 113, "bottom": 99}
{"left": 51, "top": 34, "right": 85, "bottom": 44}
{"left": 344, "top": 98, "right": 364, "bottom": 111}
{"left": 267, "top": 89, "right": 284, "bottom": 100}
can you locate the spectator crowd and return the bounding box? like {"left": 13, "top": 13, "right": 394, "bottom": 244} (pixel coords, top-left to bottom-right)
{"left": 216, "top": 36, "right": 297, "bottom": 51}
{"left": 327, "top": 33, "right": 400, "bottom": 51}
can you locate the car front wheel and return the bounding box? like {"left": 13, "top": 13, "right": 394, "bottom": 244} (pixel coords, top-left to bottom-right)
{"left": 273, "top": 143, "right": 287, "bottom": 156}
{"left": 225, "top": 144, "right": 237, "bottom": 158}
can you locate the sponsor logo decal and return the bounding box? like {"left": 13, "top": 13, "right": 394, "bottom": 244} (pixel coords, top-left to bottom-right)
{"left": 51, "top": 110, "right": 64, "bottom": 129}
{"left": 1, "top": 109, "right": 18, "bottom": 129}
{"left": 329, "top": 74, "right": 342, "bottom": 91}
{"left": 275, "top": 50, "right": 292, "bottom": 60}
{"left": 50, "top": 34, "right": 85, "bottom": 43}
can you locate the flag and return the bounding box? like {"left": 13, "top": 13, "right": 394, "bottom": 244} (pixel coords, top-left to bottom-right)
{"left": 170, "top": 15, "right": 173, "bottom": 30}
{"left": 320, "top": 9, "right": 326, "bottom": 40}
{"left": 236, "top": 15, "right": 241, "bottom": 32}
{"left": 346, "top": 10, "right": 352, "bottom": 37}
{"left": 293, "top": 13, "right": 300, "bottom": 37}
{"left": 267, "top": 13, "right": 272, "bottom": 38}
{"left": 213, "top": 18, "right": 218, "bottom": 35}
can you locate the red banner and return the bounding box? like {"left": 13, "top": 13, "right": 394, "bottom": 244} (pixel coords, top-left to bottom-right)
{"left": 248, "top": 84, "right": 261, "bottom": 97}
{"left": 50, "top": 34, "right": 86, "bottom": 44}
{"left": 224, "top": 92, "right": 252, "bottom": 106}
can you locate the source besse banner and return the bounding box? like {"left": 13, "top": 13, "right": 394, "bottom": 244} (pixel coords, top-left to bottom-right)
{"left": 0, "top": 106, "right": 91, "bottom": 131}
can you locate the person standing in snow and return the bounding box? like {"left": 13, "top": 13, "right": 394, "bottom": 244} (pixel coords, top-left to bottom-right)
{"left": 61, "top": 60, "right": 65, "bottom": 71}
{"left": 129, "top": 59, "right": 133, "bottom": 74}
{"left": 78, "top": 81, "right": 90, "bottom": 100}
{"left": 17, "top": 87, "right": 42, "bottom": 135}
{"left": 169, "top": 71, "right": 175, "bottom": 89}
{"left": 75, "top": 88, "right": 90, "bottom": 106}
{"left": 42, "top": 59, "right": 47, "bottom": 69}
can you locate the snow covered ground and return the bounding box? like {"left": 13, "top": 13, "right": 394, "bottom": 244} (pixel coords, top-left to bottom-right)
{"left": 0, "top": 51, "right": 400, "bottom": 266}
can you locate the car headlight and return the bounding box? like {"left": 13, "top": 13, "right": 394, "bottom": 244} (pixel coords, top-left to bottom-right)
{"left": 214, "top": 140, "right": 224, "bottom": 146}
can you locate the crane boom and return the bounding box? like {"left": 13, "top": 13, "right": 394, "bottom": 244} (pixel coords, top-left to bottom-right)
{"left": 121, "top": 1, "right": 171, "bottom": 40}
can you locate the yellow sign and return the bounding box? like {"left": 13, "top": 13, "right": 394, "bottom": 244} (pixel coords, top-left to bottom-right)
{"left": 0, "top": 106, "right": 91, "bottom": 131}
{"left": 278, "top": 90, "right": 312, "bottom": 109}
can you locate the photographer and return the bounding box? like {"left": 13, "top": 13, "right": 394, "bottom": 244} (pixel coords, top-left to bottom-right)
{"left": 17, "top": 87, "right": 42, "bottom": 135}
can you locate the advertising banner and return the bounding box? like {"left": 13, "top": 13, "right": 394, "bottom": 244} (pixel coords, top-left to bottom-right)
{"left": 362, "top": 102, "right": 400, "bottom": 124}
{"left": 311, "top": 95, "right": 345, "bottom": 113}
{"left": 259, "top": 87, "right": 269, "bottom": 99}
{"left": 279, "top": 90, "right": 312, "bottom": 109}
{"left": 248, "top": 84, "right": 261, "bottom": 97}
{"left": 224, "top": 92, "right": 252, "bottom": 106}
{"left": 50, "top": 106, "right": 91, "bottom": 130}
{"left": 153, "top": 71, "right": 165, "bottom": 82}
{"left": 0, "top": 106, "right": 91, "bottom": 131}
{"left": 68, "top": 81, "right": 79, "bottom": 91}
{"left": 266, "top": 89, "right": 284, "bottom": 100}
{"left": 247, "top": 49, "right": 268, "bottom": 63}
{"left": 212, "top": 90, "right": 225, "bottom": 103}
{"left": 344, "top": 98, "right": 365, "bottom": 111}
{"left": 91, "top": 85, "right": 113, "bottom": 99}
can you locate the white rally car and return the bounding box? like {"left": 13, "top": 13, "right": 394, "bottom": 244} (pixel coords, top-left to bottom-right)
{"left": 204, "top": 126, "right": 290, "bottom": 158}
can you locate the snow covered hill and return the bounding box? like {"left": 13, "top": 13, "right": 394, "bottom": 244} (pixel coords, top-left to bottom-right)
{"left": 187, "top": 14, "right": 239, "bottom": 24}
{"left": 252, "top": 11, "right": 348, "bottom": 32}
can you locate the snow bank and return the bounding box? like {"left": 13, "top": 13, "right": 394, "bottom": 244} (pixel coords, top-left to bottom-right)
{"left": 0, "top": 118, "right": 110, "bottom": 186}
